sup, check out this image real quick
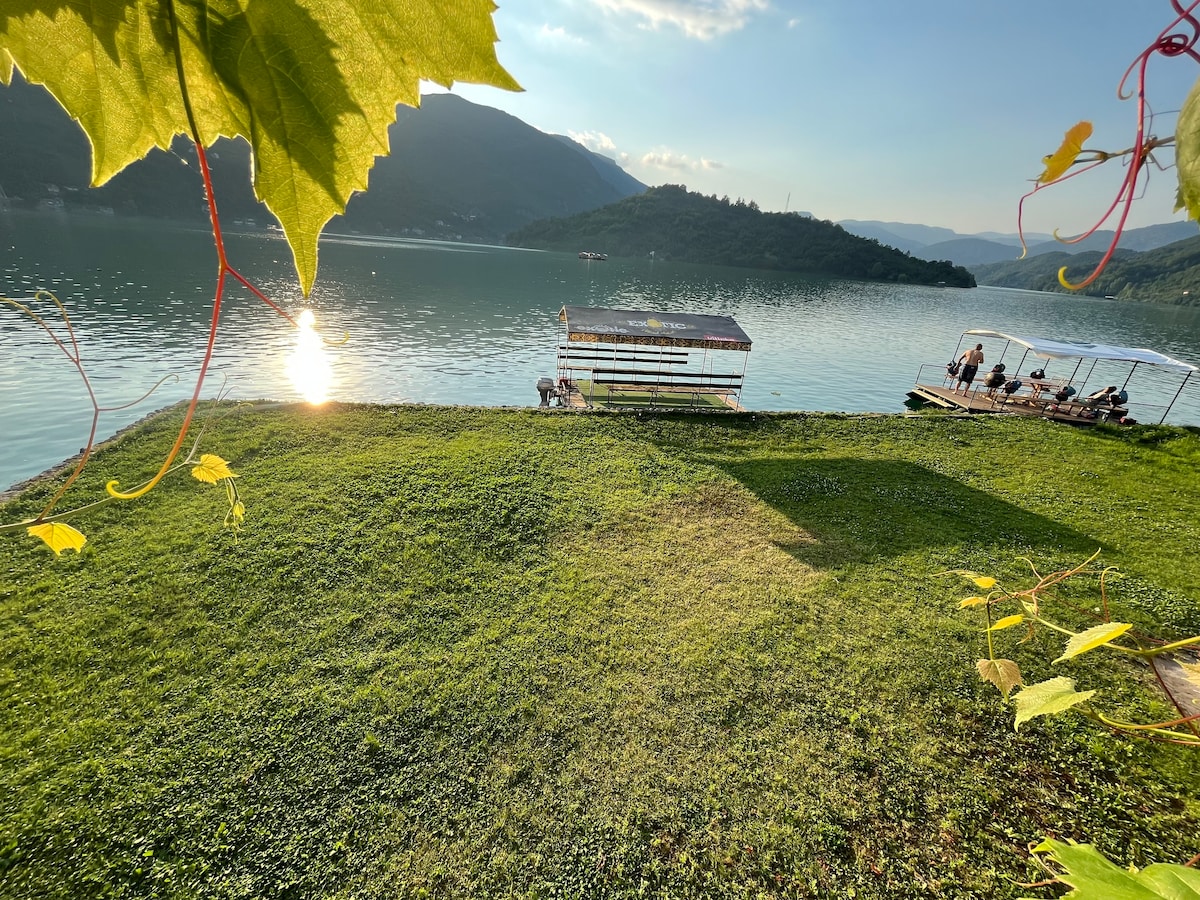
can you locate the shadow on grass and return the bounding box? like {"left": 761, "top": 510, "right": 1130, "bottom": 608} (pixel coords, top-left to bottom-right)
{"left": 712, "top": 456, "right": 1097, "bottom": 567}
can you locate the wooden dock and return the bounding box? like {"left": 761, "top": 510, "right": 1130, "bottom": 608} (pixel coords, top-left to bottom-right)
{"left": 907, "top": 382, "right": 1125, "bottom": 426}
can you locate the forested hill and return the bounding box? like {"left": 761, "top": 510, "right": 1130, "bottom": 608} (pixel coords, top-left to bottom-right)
{"left": 969, "top": 235, "right": 1200, "bottom": 305}
{"left": 506, "top": 185, "right": 976, "bottom": 287}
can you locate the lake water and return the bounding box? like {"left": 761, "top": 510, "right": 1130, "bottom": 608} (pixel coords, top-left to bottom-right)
{"left": 4, "top": 210, "right": 1200, "bottom": 490}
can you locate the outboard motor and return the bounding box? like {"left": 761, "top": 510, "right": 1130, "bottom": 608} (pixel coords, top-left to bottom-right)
{"left": 536, "top": 377, "right": 556, "bottom": 407}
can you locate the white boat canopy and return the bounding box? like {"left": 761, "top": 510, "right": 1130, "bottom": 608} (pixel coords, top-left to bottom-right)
{"left": 964, "top": 330, "right": 1198, "bottom": 373}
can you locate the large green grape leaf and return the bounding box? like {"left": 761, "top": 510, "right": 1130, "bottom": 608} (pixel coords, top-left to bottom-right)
{"left": 0, "top": 0, "right": 520, "bottom": 294}
{"left": 1027, "top": 839, "right": 1200, "bottom": 900}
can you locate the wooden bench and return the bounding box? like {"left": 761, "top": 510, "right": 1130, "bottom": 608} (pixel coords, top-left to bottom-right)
{"left": 586, "top": 368, "right": 743, "bottom": 406}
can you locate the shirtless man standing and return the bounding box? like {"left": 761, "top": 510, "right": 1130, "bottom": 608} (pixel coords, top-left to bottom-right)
{"left": 956, "top": 343, "right": 984, "bottom": 395}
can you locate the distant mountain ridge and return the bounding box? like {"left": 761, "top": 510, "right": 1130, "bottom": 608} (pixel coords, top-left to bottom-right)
{"left": 0, "top": 76, "right": 647, "bottom": 242}
{"left": 837, "top": 218, "right": 1198, "bottom": 266}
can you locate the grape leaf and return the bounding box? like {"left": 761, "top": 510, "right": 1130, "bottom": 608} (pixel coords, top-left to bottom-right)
{"left": 1053, "top": 622, "right": 1132, "bottom": 664}
{"left": 27, "top": 521, "right": 88, "bottom": 555}
{"left": 191, "top": 453, "right": 237, "bottom": 484}
{"left": 1039, "top": 120, "right": 1093, "bottom": 184}
{"left": 1013, "top": 677, "right": 1096, "bottom": 731}
{"left": 1177, "top": 76, "right": 1200, "bottom": 223}
{"left": 1028, "top": 839, "right": 1200, "bottom": 900}
{"left": 976, "top": 658, "right": 1023, "bottom": 697}
{"left": 0, "top": 0, "right": 520, "bottom": 294}
{"left": 989, "top": 614, "right": 1024, "bottom": 631}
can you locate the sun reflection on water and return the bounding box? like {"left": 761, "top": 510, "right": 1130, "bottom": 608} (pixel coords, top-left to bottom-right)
{"left": 286, "top": 309, "right": 332, "bottom": 404}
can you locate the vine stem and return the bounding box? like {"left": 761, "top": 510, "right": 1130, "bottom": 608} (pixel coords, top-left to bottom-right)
{"left": 1, "top": 294, "right": 101, "bottom": 517}
{"left": 106, "top": 0, "right": 300, "bottom": 501}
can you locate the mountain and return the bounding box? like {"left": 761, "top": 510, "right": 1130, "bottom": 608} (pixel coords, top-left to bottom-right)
{"left": 341, "top": 94, "right": 647, "bottom": 238}
{"left": 507, "top": 185, "right": 976, "bottom": 287}
{"left": 836, "top": 220, "right": 959, "bottom": 251}
{"left": 0, "top": 76, "right": 646, "bottom": 242}
{"left": 549, "top": 134, "right": 645, "bottom": 197}
{"left": 836, "top": 218, "right": 1198, "bottom": 267}
{"left": 969, "top": 236, "right": 1200, "bottom": 304}
{"left": 921, "top": 237, "right": 1024, "bottom": 266}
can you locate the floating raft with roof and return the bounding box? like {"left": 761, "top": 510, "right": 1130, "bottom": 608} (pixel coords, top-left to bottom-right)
{"left": 907, "top": 329, "right": 1198, "bottom": 425}
{"left": 554, "top": 306, "right": 752, "bottom": 410}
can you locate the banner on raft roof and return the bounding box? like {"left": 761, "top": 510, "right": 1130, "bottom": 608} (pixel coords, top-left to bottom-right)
{"left": 559, "top": 306, "right": 753, "bottom": 351}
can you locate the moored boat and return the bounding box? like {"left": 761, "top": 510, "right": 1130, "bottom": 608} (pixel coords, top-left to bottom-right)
{"left": 908, "top": 329, "right": 1198, "bottom": 425}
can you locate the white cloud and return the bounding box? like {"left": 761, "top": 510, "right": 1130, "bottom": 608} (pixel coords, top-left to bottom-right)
{"left": 592, "top": 0, "right": 770, "bottom": 40}
{"left": 787, "top": 16, "right": 801, "bottom": 28}
{"left": 569, "top": 130, "right": 619, "bottom": 155}
{"left": 640, "top": 149, "right": 723, "bottom": 171}
{"left": 537, "top": 23, "right": 586, "bottom": 46}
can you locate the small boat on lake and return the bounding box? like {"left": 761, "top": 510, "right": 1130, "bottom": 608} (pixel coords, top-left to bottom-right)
{"left": 578, "top": 250, "right": 607, "bottom": 260}
{"left": 907, "top": 329, "right": 1198, "bottom": 426}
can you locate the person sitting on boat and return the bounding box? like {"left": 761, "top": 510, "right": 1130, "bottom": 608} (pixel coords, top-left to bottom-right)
{"left": 981, "top": 364, "right": 1006, "bottom": 400}
{"left": 955, "top": 343, "right": 984, "bottom": 395}
{"left": 1083, "top": 386, "right": 1117, "bottom": 406}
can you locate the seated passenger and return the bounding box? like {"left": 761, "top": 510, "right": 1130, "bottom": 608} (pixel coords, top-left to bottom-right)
{"left": 1083, "top": 386, "right": 1118, "bottom": 406}
{"left": 982, "top": 365, "right": 1007, "bottom": 400}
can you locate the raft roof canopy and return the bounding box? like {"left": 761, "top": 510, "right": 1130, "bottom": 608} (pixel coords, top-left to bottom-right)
{"left": 965, "top": 329, "right": 1198, "bottom": 373}
{"left": 559, "top": 306, "right": 752, "bottom": 352}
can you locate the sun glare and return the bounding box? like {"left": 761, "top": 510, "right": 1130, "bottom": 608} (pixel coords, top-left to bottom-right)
{"left": 286, "top": 309, "right": 332, "bottom": 404}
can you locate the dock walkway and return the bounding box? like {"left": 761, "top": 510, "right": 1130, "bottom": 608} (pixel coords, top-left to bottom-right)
{"left": 908, "top": 382, "right": 1126, "bottom": 426}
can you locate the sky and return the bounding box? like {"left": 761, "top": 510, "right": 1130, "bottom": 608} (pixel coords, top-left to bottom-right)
{"left": 433, "top": 0, "right": 1200, "bottom": 238}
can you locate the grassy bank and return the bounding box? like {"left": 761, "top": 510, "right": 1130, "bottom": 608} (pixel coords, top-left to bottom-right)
{"left": 2, "top": 406, "right": 1198, "bottom": 899}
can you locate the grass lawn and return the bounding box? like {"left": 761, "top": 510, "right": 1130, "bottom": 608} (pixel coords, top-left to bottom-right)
{"left": 1, "top": 405, "right": 1198, "bottom": 899}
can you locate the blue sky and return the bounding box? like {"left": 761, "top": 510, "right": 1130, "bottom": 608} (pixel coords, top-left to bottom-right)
{"left": 438, "top": 0, "right": 1200, "bottom": 237}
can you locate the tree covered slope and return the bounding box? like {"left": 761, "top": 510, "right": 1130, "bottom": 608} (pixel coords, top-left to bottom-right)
{"left": 507, "top": 185, "right": 976, "bottom": 287}
{"left": 970, "top": 236, "right": 1200, "bottom": 305}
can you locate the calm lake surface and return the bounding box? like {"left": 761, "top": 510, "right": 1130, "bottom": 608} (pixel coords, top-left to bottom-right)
{"left": 4, "top": 210, "right": 1200, "bottom": 489}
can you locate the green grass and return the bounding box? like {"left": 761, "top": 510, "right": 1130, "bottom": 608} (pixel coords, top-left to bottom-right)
{"left": 1, "top": 405, "right": 1198, "bottom": 899}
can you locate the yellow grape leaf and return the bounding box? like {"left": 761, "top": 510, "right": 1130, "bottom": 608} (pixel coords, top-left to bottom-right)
{"left": 1053, "top": 622, "right": 1133, "bottom": 664}
{"left": 959, "top": 595, "right": 989, "bottom": 608}
{"left": 191, "top": 453, "right": 237, "bottom": 484}
{"left": 1176, "top": 76, "right": 1200, "bottom": 222}
{"left": 976, "top": 658, "right": 1023, "bottom": 698}
{"left": 1039, "top": 121, "right": 1093, "bottom": 184}
{"left": 989, "top": 614, "right": 1024, "bottom": 631}
{"left": 972, "top": 576, "right": 997, "bottom": 589}
{"left": 27, "top": 521, "right": 88, "bottom": 555}
{"left": 1013, "top": 677, "right": 1096, "bottom": 731}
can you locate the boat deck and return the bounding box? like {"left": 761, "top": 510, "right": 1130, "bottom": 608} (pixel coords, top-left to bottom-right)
{"left": 908, "top": 382, "right": 1126, "bottom": 426}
